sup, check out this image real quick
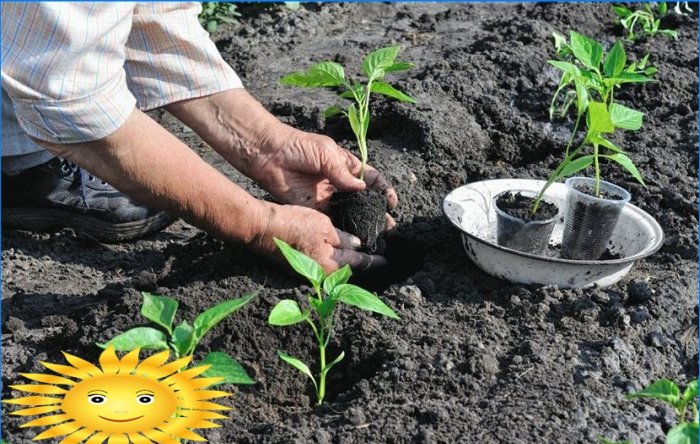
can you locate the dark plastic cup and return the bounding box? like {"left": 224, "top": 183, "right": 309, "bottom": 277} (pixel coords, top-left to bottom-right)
{"left": 561, "top": 177, "right": 631, "bottom": 260}
{"left": 494, "top": 190, "right": 559, "bottom": 255}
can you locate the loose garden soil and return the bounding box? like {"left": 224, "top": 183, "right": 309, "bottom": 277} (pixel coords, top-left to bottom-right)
{"left": 495, "top": 192, "right": 558, "bottom": 221}
{"left": 2, "top": 3, "right": 698, "bottom": 443}
{"left": 331, "top": 188, "right": 388, "bottom": 254}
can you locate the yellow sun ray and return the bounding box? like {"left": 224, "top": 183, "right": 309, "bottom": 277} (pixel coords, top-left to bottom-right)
{"left": 177, "top": 400, "right": 232, "bottom": 411}
{"left": 117, "top": 349, "right": 140, "bottom": 374}
{"left": 181, "top": 390, "right": 230, "bottom": 401}
{"left": 142, "top": 429, "right": 179, "bottom": 444}
{"left": 59, "top": 427, "right": 94, "bottom": 444}
{"left": 166, "top": 374, "right": 222, "bottom": 391}
{"left": 9, "top": 384, "right": 67, "bottom": 395}
{"left": 157, "top": 421, "right": 207, "bottom": 442}
{"left": 3, "top": 395, "right": 61, "bottom": 406}
{"left": 126, "top": 432, "right": 155, "bottom": 444}
{"left": 62, "top": 352, "right": 103, "bottom": 376}
{"left": 33, "top": 421, "right": 82, "bottom": 440}
{"left": 84, "top": 431, "right": 110, "bottom": 444}
{"left": 19, "top": 373, "right": 76, "bottom": 386}
{"left": 40, "top": 362, "right": 93, "bottom": 380}
{"left": 177, "top": 410, "right": 228, "bottom": 421}
{"left": 19, "top": 413, "right": 70, "bottom": 428}
{"left": 146, "top": 355, "right": 192, "bottom": 379}
{"left": 98, "top": 346, "right": 120, "bottom": 375}
{"left": 107, "top": 433, "right": 128, "bottom": 444}
{"left": 134, "top": 350, "right": 170, "bottom": 377}
{"left": 163, "top": 364, "right": 210, "bottom": 385}
{"left": 8, "top": 405, "right": 62, "bottom": 416}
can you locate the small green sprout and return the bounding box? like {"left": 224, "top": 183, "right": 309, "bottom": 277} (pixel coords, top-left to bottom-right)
{"left": 99, "top": 291, "right": 256, "bottom": 385}
{"left": 199, "top": 2, "right": 241, "bottom": 33}
{"left": 612, "top": 3, "right": 679, "bottom": 42}
{"left": 268, "top": 239, "right": 399, "bottom": 405}
{"left": 281, "top": 46, "right": 416, "bottom": 181}
{"left": 626, "top": 379, "right": 699, "bottom": 444}
{"left": 534, "top": 31, "right": 651, "bottom": 211}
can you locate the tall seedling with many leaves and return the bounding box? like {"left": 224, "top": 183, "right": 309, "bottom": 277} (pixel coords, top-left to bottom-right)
{"left": 281, "top": 46, "right": 416, "bottom": 180}
{"left": 268, "top": 239, "right": 399, "bottom": 405}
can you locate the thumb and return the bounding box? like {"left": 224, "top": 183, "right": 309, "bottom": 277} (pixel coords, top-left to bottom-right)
{"left": 325, "top": 161, "right": 366, "bottom": 192}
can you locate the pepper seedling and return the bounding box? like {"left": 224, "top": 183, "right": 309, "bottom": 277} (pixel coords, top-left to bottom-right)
{"left": 268, "top": 238, "right": 399, "bottom": 405}
{"left": 612, "top": 3, "right": 679, "bottom": 42}
{"left": 533, "top": 31, "right": 651, "bottom": 211}
{"left": 281, "top": 46, "right": 416, "bottom": 180}
{"left": 98, "top": 291, "right": 256, "bottom": 385}
{"left": 626, "top": 379, "right": 699, "bottom": 444}
{"left": 198, "top": 2, "right": 241, "bottom": 33}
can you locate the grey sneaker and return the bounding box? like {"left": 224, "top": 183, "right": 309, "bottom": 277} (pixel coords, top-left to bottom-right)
{"left": 2, "top": 158, "right": 174, "bottom": 242}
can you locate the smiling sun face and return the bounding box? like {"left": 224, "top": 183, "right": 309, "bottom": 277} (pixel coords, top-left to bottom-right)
{"left": 4, "top": 347, "right": 232, "bottom": 443}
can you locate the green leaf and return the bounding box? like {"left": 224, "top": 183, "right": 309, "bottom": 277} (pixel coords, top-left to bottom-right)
{"left": 268, "top": 300, "right": 309, "bottom": 326}
{"left": 570, "top": 31, "right": 604, "bottom": 69}
{"left": 280, "top": 61, "right": 346, "bottom": 87}
{"left": 347, "top": 103, "right": 362, "bottom": 141}
{"left": 321, "top": 351, "right": 345, "bottom": 377}
{"left": 362, "top": 46, "right": 400, "bottom": 79}
{"left": 682, "top": 379, "right": 698, "bottom": 403}
{"left": 97, "top": 327, "right": 168, "bottom": 351}
{"left": 605, "top": 153, "right": 646, "bottom": 186}
{"left": 317, "top": 297, "right": 338, "bottom": 319}
{"left": 171, "top": 321, "right": 194, "bottom": 357}
{"left": 323, "top": 106, "right": 345, "bottom": 119}
{"left": 586, "top": 101, "right": 614, "bottom": 134}
{"left": 658, "top": 29, "right": 679, "bottom": 39}
{"left": 592, "top": 135, "right": 625, "bottom": 153}
{"left": 609, "top": 103, "right": 644, "bottom": 130}
{"left": 548, "top": 60, "right": 580, "bottom": 76}
{"left": 552, "top": 31, "right": 570, "bottom": 54}
{"left": 370, "top": 82, "right": 417, "bottom": 103}
{"left": 277, "top": 351, "right": 317, "bottom": 389}
{"left": 201, "top": 351, "right": 255, "bottom": 385}
{"left": 274, "top": 238, "right": 326, "bottom": 288}
{"left": 141, "top": 292, "right": 178, "bottom": 335}
{"left": 612, "top": 5, "right": 632, "bottom": 18}
{"left": 284, "top": 2, "right": 301, "bottom": 10}
{"left": 559, "top": 155, "right": 594, "bottom": 178}
{"left": 604, "top": 41, "right": 626, "bottom": 78}
{"left": 667, "top": 422, "right": 699, "bottom": 444}
{"left": 333, "top": 284, "right": 399, "bottom": 319}
{"left": 193, "top": 292, "right": 256, "bottom": 343}
{"left": 323, "top": 265, "right": 352, "bottom": 295}
{"left": 384, "top": 62, "right": 414, "bottom": 73}
{"left": 618, "top": 71, "right": 654, "bottom": 83}
{"left": 627, "top": 379, "right": 680, "bottom": 404}
{"left": 308, "top": 296, "right": 323, "bottom": 313}
{"left": 574, "top": 73, "right": 590, "bottom": 115}
{"left": 206, "top": 21, "right": 218, "bottom": 33}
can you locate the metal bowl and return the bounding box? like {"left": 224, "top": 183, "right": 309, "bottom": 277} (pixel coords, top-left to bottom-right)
{"left": 442, "top": 179, "right": 664, "bottom": 288}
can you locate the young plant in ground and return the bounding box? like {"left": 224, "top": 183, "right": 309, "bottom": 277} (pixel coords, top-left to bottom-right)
{"left": 268, "top": 238, "right": 399, "bottom": 405}
{"left": 99, "top": 291, "right": 256, "bottom": 385}
{"left": 199, "top": 2, "right": 241, "bottom": 33}
{"left": 281, "top": 46, "right": 416, "bottom": 180}
{"left": 612, "top": 3, "right": 679, "bottom": 42}
{"left": 626, "top": 379, "right": 699, "bottom": 444}
{"left": 533, "top": 31, "right": 651, "bottom": 211}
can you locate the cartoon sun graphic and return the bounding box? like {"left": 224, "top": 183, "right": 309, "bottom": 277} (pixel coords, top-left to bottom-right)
{"left": 4, "top": 346, "right": 232, "bottom": 443}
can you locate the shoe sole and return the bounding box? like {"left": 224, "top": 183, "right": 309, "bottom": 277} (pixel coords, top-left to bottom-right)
{"left": 2, "top": 207, "right": 176, "bottom": 243}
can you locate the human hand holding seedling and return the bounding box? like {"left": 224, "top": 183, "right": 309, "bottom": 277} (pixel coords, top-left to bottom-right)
{"left": 268, "top": 238, "right": 399, "bottom": 405}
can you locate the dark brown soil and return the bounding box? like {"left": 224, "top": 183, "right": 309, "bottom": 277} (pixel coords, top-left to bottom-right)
{"left": 495, "top": 191, "right": 558, "bottom": 221}
{"left": 573, "top": 183, "right": 627, "bottom": 201}
{"left": 330, "top": 188, "right": 387, "bottom": 254}
{"left": 2, "top": 3, "right": 698, "bottom": 444}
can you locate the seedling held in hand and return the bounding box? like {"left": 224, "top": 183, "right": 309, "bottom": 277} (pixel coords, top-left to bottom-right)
{"left": 533, "top": 31, "right": 650, "bottom": 211}
{"left": 99, "top": 291, "right": 256, "bottom": 385}
{"left": 268, "top": 238, "right": 399, "bottom": 405}
{"left": 612, "top": 3, "right": 679, "bottom": 42}
{"left": 281, "top": 46, "right": 416, "bottom": 180}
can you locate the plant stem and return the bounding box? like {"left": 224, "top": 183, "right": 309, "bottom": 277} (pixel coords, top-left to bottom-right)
{"left": 317, "top": 332, "right": 326, "bottom": 406}
{"left": 565, "top": 112, "right": 582, "bottom": 158}
{"left": 594, "top": 143, "right": 600, "bottom": 196}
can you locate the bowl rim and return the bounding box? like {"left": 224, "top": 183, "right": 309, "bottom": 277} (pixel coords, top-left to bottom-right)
{"left": 442, "top": 179, "right": 665, "bottom": 266}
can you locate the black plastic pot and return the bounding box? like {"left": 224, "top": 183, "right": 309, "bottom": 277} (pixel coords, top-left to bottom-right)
{"left": 560, "top": 177, "right": 631, "bottom": 260}
{"left": 494, "top": 190, "right": 559, "bottom": 255}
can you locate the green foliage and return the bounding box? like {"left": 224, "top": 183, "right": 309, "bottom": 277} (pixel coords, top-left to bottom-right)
{"left": 281, "top": 46, "right": 416, "bottom": 180}
{"left": 533, "top": 31, "right": 651, "bottom": 211}
{"left": 269, "top": 239, "right": 398, "bottom": 405}
{"left": 98, "top": 291, "right": 256, "bottom": 385}
{"left": 612, "top": 3, "right": 679, "bottom": 42}
{"left": 624, "top": 379, "right": 699, "bottom": 444}
{"left": 199, "top": 2, "right": 241, "bottom": 33}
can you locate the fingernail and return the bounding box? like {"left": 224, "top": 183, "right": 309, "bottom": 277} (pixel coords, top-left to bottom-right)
{"left": 353, "top": 178, "right": 366, "bottom": 186}
{"left": 350, "top": 236, "right": 362, "bottom": 248}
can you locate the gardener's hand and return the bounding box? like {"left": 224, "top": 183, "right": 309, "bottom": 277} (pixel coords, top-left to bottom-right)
{"left": 252, "top": 202, "right": 387, "bottom": 273}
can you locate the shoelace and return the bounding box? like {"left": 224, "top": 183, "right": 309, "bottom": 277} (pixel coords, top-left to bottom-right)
{"left": 57, "top": 158, "right": 108, "bottom": 208}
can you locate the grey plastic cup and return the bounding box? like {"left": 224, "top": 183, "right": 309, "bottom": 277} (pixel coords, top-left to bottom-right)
{"left": 494, "top": 190, "right": 559, "bottom": 255}
{"left": 561, "top": 177, "right": 631, "bottom": 260}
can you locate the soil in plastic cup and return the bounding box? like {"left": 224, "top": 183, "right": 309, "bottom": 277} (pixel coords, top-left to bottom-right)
{"left": 494, "top": 190, "right": 559, "bottom": 255}
{"left": 561, "top": 177, "right": 631, "bottom": 260}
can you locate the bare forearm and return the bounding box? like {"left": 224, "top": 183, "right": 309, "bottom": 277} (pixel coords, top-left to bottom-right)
{"left": 36, "top": 108, "right": 270, "bottom": 244}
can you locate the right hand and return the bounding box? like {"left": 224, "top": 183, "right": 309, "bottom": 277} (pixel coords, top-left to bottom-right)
{"left": 251, "top": 202, "right": 387, "bottom": 274}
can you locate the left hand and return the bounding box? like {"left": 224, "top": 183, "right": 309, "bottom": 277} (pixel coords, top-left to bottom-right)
{"left": 251, "top": 123, "right": 398, "bottom": 228}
